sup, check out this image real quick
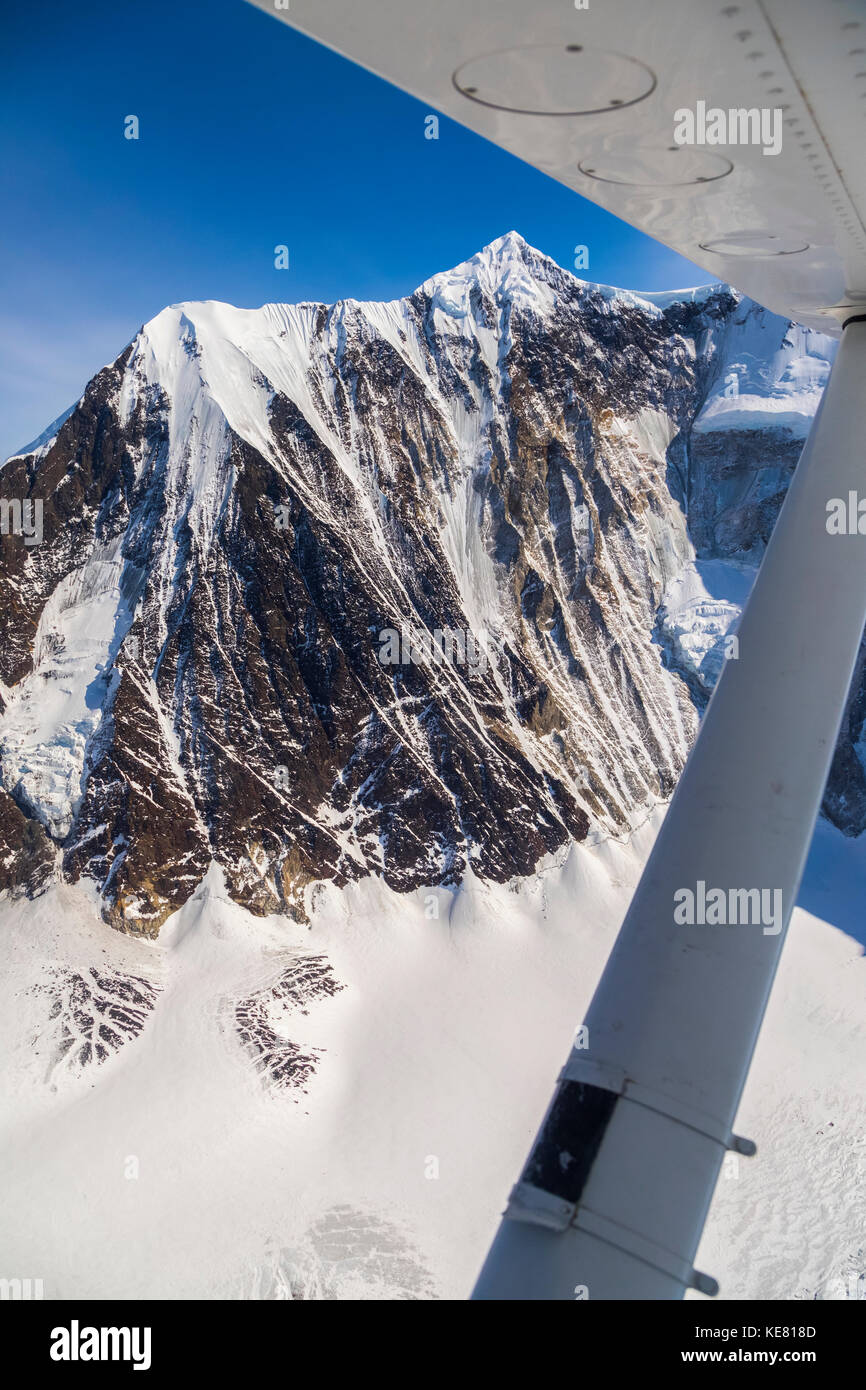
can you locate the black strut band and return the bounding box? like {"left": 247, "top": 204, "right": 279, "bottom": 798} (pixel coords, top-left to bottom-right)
{"left": 842, "top": 313, "right": 866, "bottom": 331}
{"left": 520, "top": 1080, "right": 618, "bottom": 1205}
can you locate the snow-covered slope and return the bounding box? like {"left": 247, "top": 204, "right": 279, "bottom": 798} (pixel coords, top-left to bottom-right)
{"left": 0, "top": 812, "right": 862, "bottom": 1301}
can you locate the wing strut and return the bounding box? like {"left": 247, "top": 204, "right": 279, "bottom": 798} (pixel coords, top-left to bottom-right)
{"left": 472, "top": 319, "right": 866, "bottom": 1300}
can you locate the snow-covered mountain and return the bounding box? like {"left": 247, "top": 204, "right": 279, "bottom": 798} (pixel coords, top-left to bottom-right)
{"left": 0, "top": 231, "right": 851, "bottom": 935}
{"left": 1, "top": 234, "right": 863, "bottom": 1303}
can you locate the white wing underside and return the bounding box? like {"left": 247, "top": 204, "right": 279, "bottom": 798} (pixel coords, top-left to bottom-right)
{"left": 250, "top": 0, "right": 866, "bottom": 334}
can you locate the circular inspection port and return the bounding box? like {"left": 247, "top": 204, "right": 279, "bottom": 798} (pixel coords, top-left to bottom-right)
{"left": 578, "top": 144, "right": 733, "bottom": 187}
{"left": 699, "top": 232, "right": 810, "bottom": 255}
{"left": 453, "top": 44, "right": 656, "bottom": 116}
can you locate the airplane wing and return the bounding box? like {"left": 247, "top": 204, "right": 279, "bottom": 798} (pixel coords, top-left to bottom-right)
{"left": 249, "top": 0, "right": 866, "bottom": 334}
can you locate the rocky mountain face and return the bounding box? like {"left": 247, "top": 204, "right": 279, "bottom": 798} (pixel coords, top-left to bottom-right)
{"left": 0, "top": 232, "right": 850, "bottom": 935}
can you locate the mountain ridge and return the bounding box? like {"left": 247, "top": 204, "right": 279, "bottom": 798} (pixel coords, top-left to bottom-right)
{"left": 0, "top": 235, "right": 853, "bottom": 934}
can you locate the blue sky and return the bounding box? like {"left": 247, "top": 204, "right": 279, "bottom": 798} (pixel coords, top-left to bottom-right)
{"left": 0, "top": 0, "right": 719, "bottom": 461}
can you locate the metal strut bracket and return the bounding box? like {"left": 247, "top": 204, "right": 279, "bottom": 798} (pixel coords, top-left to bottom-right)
{"left": 557, "top": 1050, "right": 758, "bottom": 1155}
{"left": 500, "top": 1049, "right": 758, "bottom": 1295}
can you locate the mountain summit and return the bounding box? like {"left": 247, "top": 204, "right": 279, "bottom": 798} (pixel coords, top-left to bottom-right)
{"left": 0, "top": 238, "right": 844, "bottom": 932}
